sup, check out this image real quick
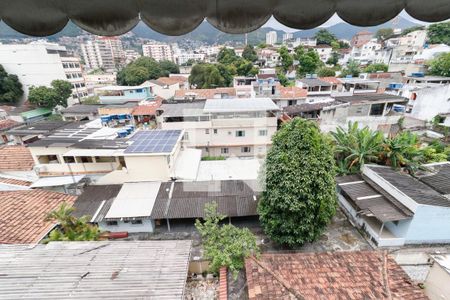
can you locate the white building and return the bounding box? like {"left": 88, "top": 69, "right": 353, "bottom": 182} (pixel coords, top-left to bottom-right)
{"left": 84, "top": 73, "right": 116, "bottom": 95}
{"left": 157, "top": 98, "right": 280, "bottom": 158}
{"left": 405, "top": 83, "right": 450, "bottom": 121}
{"left": 350, "top": 39, "right": 382, "bottom": 65}
{"left": 293, "top": 38, "right": 317, "bottom": 47}
{"left": 282, "top": 32, "right": 293, "bottom": 42}
{"left": 266, "top": 31, "right": 278, "bottom": 45}
{"left": 176, "top": 52, "right": 206, "bottom": 65}
{"left": 142, "top": 43, "right": 174, "bottom": 62}
{"left": 425, "top": 254, "right": 450, "bottom": 299}
{"left": 0, "top": 42, "right": 87, "bottom": 101}
{"left": 81, "top": 37, "right": 124, "bottom": 71}
{"left": 314, "top": 45, "right": 333, "bottom": 63}
{"left": 414, "top": 44, "right": 450, "bottom": 61}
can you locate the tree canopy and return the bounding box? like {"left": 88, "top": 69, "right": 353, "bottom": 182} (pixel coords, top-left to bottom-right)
{"left": 0, "top": 64, "right": 23, "bottom": 104}
{"left": 340, "top": 59, "right": 361, "bottom": 78}
{"left": 278, "top": 46, "right": 294, "bottom": 72}
{"left": 28, "top": 80, "right": 72, "bottom": 108}
{"left": 317, "top": 67, "right": 336, "bottom": 77}
{"left": 258, "top": 118, "right": 337, "bottom": 247}
{"left": 242, "top": 45, "right": 258, "bottom": 62}
{"left": 314, "top": 29, "right": 338, "bottom": 45}
{"left": 195, "top": 202, "right": 259, "bottom": 277}
{"left": 428, "top": 52, "right": 450, "bottom": 77}
{"left": 217, "top": 48, "right": 239, "bottom": 65}
{"left": 364, "top": 63, "right": 388, "bottom": 73}
{"left": 117, "top": 57, "right": 180, "bottom": 86}
{"left": 295, "top": 47, "right": 323, "bottom": 77}
{"left": 427, "top": 22, "right": 450, "bottom": 45}
{"left": 44, "top": 202, "right": 100, "bottom": 242}
{"left": 375, "top": 28, "right": 394, "bottom": 41}
{"left": 189, "top": 63, "right": 227, "bottom": 88}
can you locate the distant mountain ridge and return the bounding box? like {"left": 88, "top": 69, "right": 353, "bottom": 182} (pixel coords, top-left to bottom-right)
{"left": 0, "top": 16, "right": 420, "bottom": 44}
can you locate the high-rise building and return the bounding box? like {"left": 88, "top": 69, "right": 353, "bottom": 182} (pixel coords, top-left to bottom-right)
{"left": 0, "top": 42, "right": 87, "bottom": 102}
{"left": 266, "top": 31, "right": 278, "bottom": 45}
{"left": 282, "top": 32, "right": 293, "bottom": 42}
{"left": 81, "top": 37, "right": 124, "bottom": 71}
{"left": 142, "top": 43, "right": 174, "bottom": 62}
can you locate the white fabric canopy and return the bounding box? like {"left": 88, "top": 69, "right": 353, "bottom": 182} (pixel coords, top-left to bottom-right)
{"left": 0, "top": 0, "right": 449, "bottom": 36}
{"left": 30, "top": 175, "right": 85, "bottom": 188}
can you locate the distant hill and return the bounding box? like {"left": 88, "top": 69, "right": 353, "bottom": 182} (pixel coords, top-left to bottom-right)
{"left": 1, "top": 16, "right": 420, "bottom": 44}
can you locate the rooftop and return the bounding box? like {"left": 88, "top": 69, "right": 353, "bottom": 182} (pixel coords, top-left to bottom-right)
{"left": 72, "top": 184, "right": 122, "bottom": 219}
{"left": 334, "top": 93, "right": 407, "bottom": 104}
{"left": 60, "top": 104, "right": 102, "bottom": 114}
{"left": 0, "top": 190, "right": 76, "bottom": 244}
{"left": 131, "top": 98, "right": 162, "bottom": 116}
{"left": 415, "top": 162, "right": 450, "bottom": 196}
{"left": 151, "top": 180, "right": 259, "bottom": 219}
{"left": 105, "top": 182, "right": 161, "bottom": 219}
{"left": 174, "top": 87, "right": 236, "bottom": 99}
{"left": 7, "top": 120, "right": 71, "bottom": 136}
{"left": 20, "top": 108, "right": 52, "bottom": 119}
{"left": 0, "top": 119, "right": 20, "bottom": 131}
{"left": 0, "top": 241, "right": 192, "bottom": 299}
{"left": 158, "top": 101, "right": 206, "bottom": 117}
{"left": 367, "top": 165, "right": 450, "bottom": 207}
{"left": 203, "top": 98, "right": 279, "bottom": 113}
{"left": 284, "top": 101, "right": 344, "bottom": 115}
{"left": 320, "top": 76, "right": 342, "bottom": 84}
{"left": 0, "top": 145, "right": 34, "bottom": 171}
{"left": 277, "top": 86, "right": 308, "bottom": 99}
{"left": 297, "top": 78, "right": 332, "bottom": 87}
{"left": 124, "top": 129, "right": 183, "bottom": 154}
{"left": 245, "top": 251, "right": 426, "bottom": 300}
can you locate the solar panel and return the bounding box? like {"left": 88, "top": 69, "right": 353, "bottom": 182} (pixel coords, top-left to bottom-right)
{"left": 124, "top": 130, "right": 182, "bottom": 154}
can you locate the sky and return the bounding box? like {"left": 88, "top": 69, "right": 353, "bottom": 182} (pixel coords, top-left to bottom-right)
{"left": 263, "top": 10, "right": 431, "bottom": 32}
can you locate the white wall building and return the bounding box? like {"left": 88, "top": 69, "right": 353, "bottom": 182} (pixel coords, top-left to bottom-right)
{"left": 142, "top": 43, "right": 174, "bottom": 62}
{"left": 350, "top": 39, "right": 382, "bottom": 64}
{"left": 314, "top": 45, "right": 333, "bottom": 63}
{"left": 176, "top": 52, "right": 206, "bottom": 65}
{"left": 406, "top": 84, "right": 450, "bottom": 121}
{"left": 266, "top": 31, "right": 278, "bottom": 45}
{"left": 282, "top": 33, "right": 293, "bottom": 42}
{"left": 0, "top": 42, "right": 87, "bottom": 101}
{"left": 81, "top": 37, "right": 124, "bottom": 71}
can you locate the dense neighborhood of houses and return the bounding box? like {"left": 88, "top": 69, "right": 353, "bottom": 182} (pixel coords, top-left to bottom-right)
{"left": 1, "top": 13, "right": 450, "bottom": 300}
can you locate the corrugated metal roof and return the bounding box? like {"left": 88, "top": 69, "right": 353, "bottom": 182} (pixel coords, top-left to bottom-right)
{"left": 30, "top": 175, "right": 85, "bottom": 188}
{"left": 203, "top": 98, "right": 280, "bottom": 113}
{"left": 73, "top": 185, "right": 122, "bottom": 218}
{"left": 416, "top": 163, "right": 450, "bottom": 195}
{"left": 0, "top": 241, "right": 191, "bottom": 299}
{"left": 151, "top": 180, "right": 259, "bottom": 219}
{"left": 368, "top": 165, "right": 450, "bottom": 207}
{"left": 105, "top": 182, "right": 161, "bottom": 219}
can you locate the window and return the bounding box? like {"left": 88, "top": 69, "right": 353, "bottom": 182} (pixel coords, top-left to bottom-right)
{"left": 369, "top": 103, "right": 385, "bottom": 116}
{"left": 213, "top": 129, "right": 218, "bottom": 134}
{"left": 288, "top": 100, "right": 297, "bottom": 106}
{"left": 235, "top": 130, "right": 245, "bottom": 137}
{"left": 183, "top": 132, "right": 189, "bottom": 141}
{"left": 37, "top": 155, "right": 59, "bottom": 164}
{"left": 205, "top": 129, "right": 210, "bottom": 134}
{"left": 95, "top": 156, "right": 116, "bottom": 163}
{"left": 106, "top": 221, "right": 118, "bottom": 226}
{"left": 259, "top": 129, "right": 268, "bottom": 136}
{"left": 131, "top": 220, "right": 143, "bottom": 225}
{"left": 241, "top": 147, "right": 251, "bottom": 153}
{"left": 221, "top": 147, "right": 229, "bottom": 154}
{"left": 63, "top": 156, "right": 75, "bottom": 163}
{"left": 79, "top": 156, "right": 93, "bottom": 163}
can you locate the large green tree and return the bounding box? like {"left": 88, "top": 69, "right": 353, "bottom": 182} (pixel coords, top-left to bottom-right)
{"left": 428, "top": 52, "right": 450, "bottom": 77}
{"left": 28, "top": 80, "right": 71, "bottom": 108}
{"left": 364, "top": 63, "right": 388, "bottom": 73}
{"left": 195, "top": 203, "right": 259, "bottom": 277}
{"left": 217, "top": 48, "right": 239, "bottom": 65}
{"left": 341, "top": 59, "right": 361, "bottom": 77}
{"left": 375, "top": 28, "right": 394, "bottom": 41}
{"left": 295, "top": 47, "right": 323, "bottom": 76}
{"left": 189, "top": 63, "right": 226, "bottom": 88}
{"left": 242, "top": 45, "right": 258, "bottom": 62}
{"left": 427, "top": 22, "right": 450, "bottom": 45}
{"left": 317, "top": 67, "right": 336, "bottom": 77}
{"left": 235, "top": 59, "right": 258, "bottom": 76}
{"left": 117, "top": 57, "right": 179, "bottom": 85}
{"left": 159, "top": 60, "right": 180, "bottom": 76}
{"left": 0, "top": 64, "right": 23, "bottom": 104}
{"left": 314, "top": 29, "right": 338, "bottom": 45}
{"left": 278, "top": 46, "right": 294, "bottom": 72}
{"left": 258, "top": 118, "right": 337, "bottom": 247}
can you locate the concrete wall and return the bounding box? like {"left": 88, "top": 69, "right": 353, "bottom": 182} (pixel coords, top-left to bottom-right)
{"left": 425, "top": 262, "right": 450, "bottom": 299}
{"left": 100, "top": 218, "right": 155, "bottom": 233}
{"left": 404, "top": 205, "right": 450, "bottom": 244}
{"left": 410, "top": 85, "right": 450, "bottom": 121}
{"left": 124, "top": 155, "right": 170, "bottom": 181}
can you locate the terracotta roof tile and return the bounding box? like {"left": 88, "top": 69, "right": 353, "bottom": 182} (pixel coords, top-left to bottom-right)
{"left": 175, "top": 87, "right": 236, "bottom": 99}
{"left": 0, "top": 146, "right": 34, "bottom": 171}
{"left": 0, "top": 190, "right": 77, "bottom": 244}
{"left": 320, "top": 77, "right": 342, "bottom": 84}
{"left": 0, "top": 119, "right": 20, "bottom": 131}
{"left": 131, "top": 98, "right": 162, "bottom": 116}
{"left": 278, "top": 86, "right": 308, "bottom": 99}
{"left": 245, "top": 251, "right": 427, "bottom": 300}
{"left": 156, "top": 76, "right": 188, "bottom": 86}
{"left": 0, "top": 176, "right": 32, "bottom": 187}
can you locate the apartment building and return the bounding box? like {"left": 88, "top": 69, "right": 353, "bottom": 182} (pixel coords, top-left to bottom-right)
{"left": 0, "top": 42, "right": 87, "bottom": 101}
{"left": 84, "top": 73, "right": 116, "bottom": 94}
{"left": 351, "top": 31, "right": 373, "bottom": 47}
{"left": 282, "top": 32, "right": 293, "bottom": 42}
{"left": 350, "top": 39, "right": 382, "bottom": 65}
{"left": 81, "top": 37, "right": 124, "bottom": 71}
{"left": 142, "top": 43, "right": 174, "bottom": 62}
{"left": 157, "top": 98, "right": 280, "bottom": 157}
{"left": 175, "top": 52, "right": 206, "bottom": 65}
{"left": 95, "top": 83, "right": 154, "bottom": 104}
{"left": 314, "top": 45, "right": 333, "bottom": 63}
{"left": 266, "top": 31, "right": 278, "bottom": 45}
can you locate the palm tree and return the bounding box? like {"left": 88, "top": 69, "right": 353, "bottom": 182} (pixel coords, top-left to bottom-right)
{"left": 332, "top": 122, "right": 383, "bottom": 174}
{"left": 380, "top": 131, "right": 425, "bottom": 174}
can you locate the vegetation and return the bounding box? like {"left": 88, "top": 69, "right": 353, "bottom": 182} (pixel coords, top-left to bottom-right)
{"left": 242, "top": 45, "right": 258, "bottom": 62}
{"left": 44, "top": 203, "right": 100, "bottom": 242}
{"left": 314, "top": 29, "right": 338, "bottom": 45}
{"left": 364, "top": 63, "right": 388, "bottom": 73}
{"left": 326, "top": 52, "right": 340, "bottom": 66}
{"left": 317, "top": 67, "right": 336, "bottom": 77}
{"left": 82, "top": 95, "right": 100, "bottom": 105}
{"left": 117, "top": 57, "right": 180, "bottom": 86}
{"left": 427, "top": 22, "right": 450, "bottom": 45}
{"left": 278, "top": 46, "right": 294, "bottom": 73}
{"left": 402, "top": 25, "right": 425, "bottom": 36}
{"left": 46, "top": 114, "right": 63, "bottom": 121}
{"left": 29, "top": 80, "right": 72, "bottom": 108}
{"left": 340, "top": 59, "right": 361, "bottom": 78}
{"left": 258, "top": 118, "right": 336, "bottom": 247}
{"left": 332, "top": 122, "right": 449, "bottom": 175}
{"left": 375, "top": 28, "right": 394, "bottom": 41}
{"left": 201, "top": 156, "right": 226, "bottom": 161}
{"left": 189, "top": 63, "right": 227, "bottom": 88}
{"left": 195, "top": 203, "right": 259, "bottom": 277}
{"left": 0, "top": 64, "right": 23, "bottom": 104}
{"left": 428, "top": 53, "right": 450, "bottom": 77}
{"left": 295, "top": 46, "right": 323, "bottom": 77}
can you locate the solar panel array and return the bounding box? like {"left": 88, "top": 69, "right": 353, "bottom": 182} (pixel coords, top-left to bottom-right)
{"left": 125, "top": 130, "right": 182, "bottom": 154}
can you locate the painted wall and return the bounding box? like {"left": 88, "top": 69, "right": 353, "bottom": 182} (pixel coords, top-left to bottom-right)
{"left": 410, "top": 85, "right": 450, "bottom": 121}
{"left": 425, "top": 261, "right": 450, "bottom": 299}
{"left": 404, "top": 205, "right": 450, "bottom": 244}
{"left": 124, "top": 155, "right": 170, "bottom": 181}
{"left": 100, "top": 218, "right": 154, "bottom": 233}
